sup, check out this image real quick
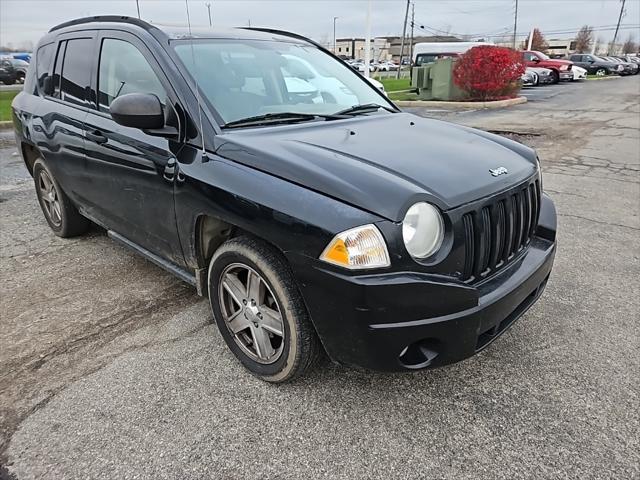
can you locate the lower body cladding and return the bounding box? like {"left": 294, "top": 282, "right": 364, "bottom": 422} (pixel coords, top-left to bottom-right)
{"left": 289, "top": 196, "right": 557, "bottom": 372}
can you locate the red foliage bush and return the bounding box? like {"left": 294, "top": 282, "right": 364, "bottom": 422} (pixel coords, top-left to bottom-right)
{"left": 453, "top": 46, "right": 526, "bottom": 101}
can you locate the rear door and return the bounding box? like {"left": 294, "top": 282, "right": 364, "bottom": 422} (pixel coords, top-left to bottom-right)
{"left": 81, "top": 30, "right": 185, "bottom": 266}
{"left": 36, "top": 33, "right": 96, "bottom": 203}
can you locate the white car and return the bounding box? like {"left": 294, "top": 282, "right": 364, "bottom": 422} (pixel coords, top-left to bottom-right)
{"left": 572, "top": 65, "right": 587, "bottom": 81}
{"left": 365, "top": 76, "right": 387, "bottom": 96}
{"left": 377, "top": 61, "right": 398, "bottom": 71}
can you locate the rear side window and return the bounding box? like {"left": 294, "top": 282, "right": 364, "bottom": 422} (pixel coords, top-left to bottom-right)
{"left": 59, "top": 38, "right": 93, "bottom": 107}
{"left": 35, "top": 43, "right": 54, "bottom": 94}
{"left": 97, "top": 38, "right": 166, "bottom": 113}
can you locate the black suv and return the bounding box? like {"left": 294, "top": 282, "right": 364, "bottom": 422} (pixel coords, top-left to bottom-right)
{"left": 12, "top": 17, "right": 557, "bottom": 382}
{"left": 568, "top": 54, "right": 622, "bottom": 76}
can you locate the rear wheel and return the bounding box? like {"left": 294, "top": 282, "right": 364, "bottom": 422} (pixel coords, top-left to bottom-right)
{"left": 208, "top": 236, "right": 322, "bottom": 383}
{"left": 33, "top": 158, "right": 90, "bottom": 237}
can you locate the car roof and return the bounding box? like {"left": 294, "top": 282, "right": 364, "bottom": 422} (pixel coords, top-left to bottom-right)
{"left": 47, "top": 16, "right": 309, "bottom": 45}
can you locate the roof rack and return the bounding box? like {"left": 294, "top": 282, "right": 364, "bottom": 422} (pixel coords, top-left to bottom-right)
{"left": 241, "top": 27, "right": 322, "bottom": 49}
{"left": 49, "top": 15, "right": 152, "bottom": 33}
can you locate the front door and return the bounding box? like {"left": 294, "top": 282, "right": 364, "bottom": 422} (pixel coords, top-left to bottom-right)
{"left": 82, "top": 31, "right": 185, "bottom": 266}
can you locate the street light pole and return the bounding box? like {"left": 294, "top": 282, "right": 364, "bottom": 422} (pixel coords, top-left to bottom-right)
{"left": 512, "top": 0, "right": 519, "bottom": 49}
{"left": 333, "top": 17, "right": 338, "bottom": 55}
{"left": 206, "top": 2, "right": 212, "bottom": 27}
{"left": 364, "top": 0, "right": 372, "bottom": 78}
{"left": 397, "top": 0, "right": 410, "bottom": 79}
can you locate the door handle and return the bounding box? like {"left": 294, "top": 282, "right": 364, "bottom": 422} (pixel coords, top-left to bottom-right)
{"left": 86, "top": 130, "right": 108, "bottom": 144}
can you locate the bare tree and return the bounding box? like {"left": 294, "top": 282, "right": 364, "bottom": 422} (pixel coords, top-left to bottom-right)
{"left": 524, "top": 28, "right": 548, "bottom": 52}
{"left": 574, "top": 25, "right": 593, "bottom": 53}
{"left": 622, "top": 34, "right": 638, "bottom": 54}
{"left": 592, "top": 36, "right": 602, "bottom": 54}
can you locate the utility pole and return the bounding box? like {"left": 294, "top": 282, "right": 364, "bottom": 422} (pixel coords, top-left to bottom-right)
{"left": 512, "top": 0, "right": 519, "bottom": 49}
{"left": 135, "top": 0, "right": 141, "bottom": 19}
{"left": 364, "top": 1, "right": 372, "bottom": 78}
{"left": 333, "top": 17, "right": 338, "bottom": 55}
{"left": 397, "top": 0, "right": 410, "bottom": 79}
{"left": 409, "top": 2, "right": 415, "bottom": 66}
{"left": 610, "top": 0, "right": 626, "bottom": 54}
{"left": 205, "top": 2, "right": 212, "bottom": 27}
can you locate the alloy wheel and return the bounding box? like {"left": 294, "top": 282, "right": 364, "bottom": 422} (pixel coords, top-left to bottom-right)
{"left": 596, "top": 68, "right": 606, "bottom": 77}
{"left": 218, "top": 263, "right": 285, "bottom": 364}
{"left": 38, "top": 169, "right": 62, "bottom": 226}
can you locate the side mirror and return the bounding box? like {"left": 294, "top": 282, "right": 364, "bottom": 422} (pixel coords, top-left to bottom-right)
{"left": 110, "top": 93, "right": 165, "bottom": 130}
{"left": 42, "top": 75, "right": 54, "bottom": 96}
{"left": 532, "top": 57, "right": 540, "bottom": 63}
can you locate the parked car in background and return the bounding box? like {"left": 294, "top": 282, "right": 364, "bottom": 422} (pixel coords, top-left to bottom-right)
{"left": 6, "top": 58, "right": 30, "bottom": 83}
{"left": 528, "top": 66, "right": 555, "bottom": 85}
{"left": 607, "top": 56, "right": 639, "bottom": 75}
{"left": 571, "top": 65, "right": 587, "bottom": 81}
{"left": 13, "top": 16, "right": 556, "bottom": 382}
{"left": 522, "top": 51, "right": 573, "bottom": 83}
{"left": 0, "top": 58, "right": 17, "bottom": 85}
{"left": 567, "top": 54, "right": 621, "bottom": 76}
{"left": 377, "top": 61, "right": 398, "bottom": 71}
{"left": 521, "top": 69, "right": 537, "bottom": 86}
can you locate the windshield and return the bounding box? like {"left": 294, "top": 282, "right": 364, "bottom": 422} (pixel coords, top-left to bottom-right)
{"left": 173, "top": 39, "right": 391, "bottom": 125}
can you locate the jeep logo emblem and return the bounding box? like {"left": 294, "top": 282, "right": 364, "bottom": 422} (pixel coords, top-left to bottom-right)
{"left": 489, "top": 167, "right": 508, "bottom": 177}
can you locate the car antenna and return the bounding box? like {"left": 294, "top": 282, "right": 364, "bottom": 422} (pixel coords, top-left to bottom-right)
{"left": 184, "top": 0, "right": 209, "bottom": 162}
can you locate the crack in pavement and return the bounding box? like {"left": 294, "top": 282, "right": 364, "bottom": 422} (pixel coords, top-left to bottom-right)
{"left": 557, "top": 213, "right": 640, "bottom": 231}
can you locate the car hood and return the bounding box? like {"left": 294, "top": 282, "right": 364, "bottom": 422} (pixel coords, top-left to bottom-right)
{"left": 214, "top": 113, "right": 538, "bottom": 221}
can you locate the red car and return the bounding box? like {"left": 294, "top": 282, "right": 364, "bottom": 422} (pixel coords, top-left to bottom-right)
{"left": 522, "top": 51, "right": 573, "bottom": 83}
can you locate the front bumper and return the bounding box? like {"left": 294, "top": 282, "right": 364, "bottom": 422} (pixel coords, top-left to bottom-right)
{"left": 289, "top": 195, "right": 557, "bottom": 372}
{"left": 559, "top": 70, "right": 573, "bottom": 80}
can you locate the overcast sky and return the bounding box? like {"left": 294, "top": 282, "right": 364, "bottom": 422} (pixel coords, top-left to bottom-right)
{"left": 1, "top": 0, "right": 639, "bottom": 50}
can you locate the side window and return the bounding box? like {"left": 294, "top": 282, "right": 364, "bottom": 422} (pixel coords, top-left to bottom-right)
{"left": 36, "top": 43, "right": 54, "bottom": 93}
{"left": 52, "top": 41, "right": 66, "bottom": 98}
{"left": 60, "top": 38, "right": 93, "bottom": 106}
{"left": 98, "top": 38, "right": 166, "bottom": 113}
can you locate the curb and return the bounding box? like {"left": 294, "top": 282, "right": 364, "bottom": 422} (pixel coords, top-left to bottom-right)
{"left": 0, "top": 121, "right": 13, "bottom": 130}
{"left": 395, "top": 96, "right": 527, "bottom": 109}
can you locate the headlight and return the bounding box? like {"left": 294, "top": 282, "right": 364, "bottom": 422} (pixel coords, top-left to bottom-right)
{"left": 320, "top": 224, "right": 390, "bottom": 269}
{"left": 402, "top": 202, "right": 444, "bottom": 259}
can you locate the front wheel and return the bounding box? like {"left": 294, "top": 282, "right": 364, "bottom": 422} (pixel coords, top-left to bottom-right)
{"left": 595, "top": 68, "right": 607, "bottom": 77}
{"left": 551, "top": 70, "right": 560, "bottom": 84}
{"left": 208, "top": 237, "right": 322, "bottom": 383}
{"left": 2, "top": 78, "right": 16, "bottom": 85}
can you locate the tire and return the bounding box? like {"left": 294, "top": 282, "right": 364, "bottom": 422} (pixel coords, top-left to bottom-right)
{"left": 33, "top": 158, "right": 90, "bottom": 237}
{"left": 208, "top": 236, "right": 322, "bottom": 383}
{"left": 2, "top": 78, "right": 15, "bottom": 85}
{"left": 595, "top": 68, "right": 607, "bottom": 77}
{"left": 551, "top": 70, "right": 560, "bottom": 84}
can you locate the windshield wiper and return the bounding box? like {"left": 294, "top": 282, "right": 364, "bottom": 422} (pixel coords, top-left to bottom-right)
{"left": 334, "top": 103, "right": 396, "bottom": 117}
{"left": 223, "top": 112, "right": 334, "bottom": 129}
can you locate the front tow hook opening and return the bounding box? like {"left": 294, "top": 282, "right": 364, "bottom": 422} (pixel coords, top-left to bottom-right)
{"left": 398, "top": 339, "right": 439, "bottom": 369}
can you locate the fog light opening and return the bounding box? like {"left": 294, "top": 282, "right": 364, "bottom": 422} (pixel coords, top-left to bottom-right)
{"left": 398, "top": 339, "right": 439, "bottom": 369}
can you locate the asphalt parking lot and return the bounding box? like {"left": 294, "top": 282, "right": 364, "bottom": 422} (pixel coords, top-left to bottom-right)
{"left": 1, "top": 76, "right": 639, "bottom": 479}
